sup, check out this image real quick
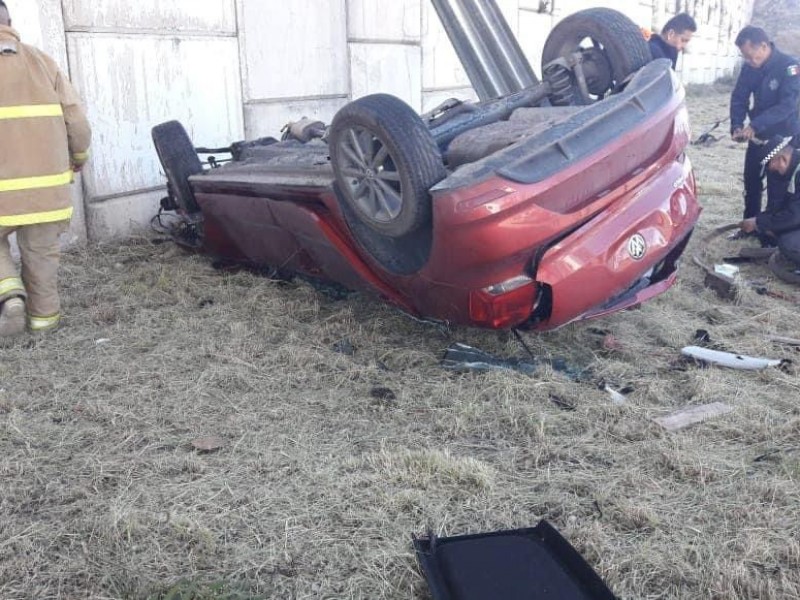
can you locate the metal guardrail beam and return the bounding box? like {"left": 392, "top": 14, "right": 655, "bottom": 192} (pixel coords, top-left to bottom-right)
{"left": 430, "top": 0, "right": 539, "bottom": 101}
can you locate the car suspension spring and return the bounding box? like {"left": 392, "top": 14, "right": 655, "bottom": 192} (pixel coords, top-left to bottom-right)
{"left": 543, "top": 62, "right": 574, "bottom": 106}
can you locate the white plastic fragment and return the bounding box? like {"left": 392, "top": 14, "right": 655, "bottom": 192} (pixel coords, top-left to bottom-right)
{"left": 681, "top": 345, "right": 782, "bottom": 370}
{"left": 714, "top": 263, "right": 739, "bottom": 278}
{"left": 653, "top": 402, "right": 734, "bottom": 431}
{"left": 95, "top": 338, "right": 111, "bottom": 345}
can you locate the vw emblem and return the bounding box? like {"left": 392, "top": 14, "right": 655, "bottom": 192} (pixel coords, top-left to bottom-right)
{"left": 628, "top": 234, "right": 647, "bottom": 260}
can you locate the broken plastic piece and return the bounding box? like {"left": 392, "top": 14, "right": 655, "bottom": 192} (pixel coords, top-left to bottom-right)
{"left": 714, "top": 263, "right": 739, "bottom": 278}
{"left": 653, "top": 402, "right": 733, "bottom": 431}
{"left": 441, "top": 342, "right": 538, "bottom": 375}
{"left": 681, "top": 346, "right": 782, "bottom": 370}
{"left": 441, "top": 343, "right": 589, "bottom": 380}
{"left": 414, "top": 520, "right": 616, "bottom": 600}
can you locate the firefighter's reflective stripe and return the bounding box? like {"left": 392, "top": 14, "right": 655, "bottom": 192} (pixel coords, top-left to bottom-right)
{"left": 0, "top": 169, "right": 73, "bottom": 193}
{"left": 72, "top": 151, "right": 89, "bottom": 162}
{"left": 28, "top": 312, "right": 60, "bottom": 331}
{"left": 0, "top": 277, "right": 25, "bottom": 297}
{"left": 0, "top": 206, "right": 73, "bottom": 227}
{"left": 0, "top": 104, "right": 63, "bottom": 120}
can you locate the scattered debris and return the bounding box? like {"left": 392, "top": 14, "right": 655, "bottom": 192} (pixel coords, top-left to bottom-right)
{"left": 190, "top": 435, "right": 225, "bottom": 453}
{"left": 694, "top": 224, "right": 800, "bottom": 303}
{"left": 549, "top": 394, "right": 576, "bottom": 411}
{"left": 602, "top": 333, "right": 624, "bottom": 352}
{"left": 441, "top": 342, "right": 590, "bottom": 380}
{"left": 732, "top": 246, "right": 776, "bottom": 260}
{"left": 548, "top": 357, "right": 590, "bottom": 381}
{"left": 587, "top": 327, "right": 611, "bottom": 337}
{"left": 694, "top": 224, "right": 742, "bottom": 300}
{"left": 369, "top": 386, "right": 397, "bottom": 409}
{"left": 703, "top": 270, "right": 737, "bottom": 300}
{"left": 95, "top": 338, "right": 111, "bottom": 345}
{"left": 198, "top": 298, "right": 215, "bottom": 308}
{"left": 441, "top": 342, "right": 537, "bottom": 375}
{"left": 693, "top": 329, "right": 711, "bottom": 345}
{"left": 768, "top": 335, "right": 800, "bottom": 346}
{"left": 754, "top": 448, "right": 783, "bottom": 463}
{"left": 714, "top": 263, "right": 740, "bottom": 279}
{"left": 414, "top": 520, "right": 616, "bottom": 600}
{"left": 604, "top": 385, "right": 627, "bottom": 405}
{"left": 692, "top": 116, "right": 728, "bottom": 147}
{"left": 331, "top": 338, "right": 356, "bottom": 356}
{"left": 681, "top": 346, "right": 783, "bottom": 370}
{"left": 653, "top": 402, "right": 734, "bottom": 431}
{"left": 369, "top": 387, "right": 396, "bottom": 401}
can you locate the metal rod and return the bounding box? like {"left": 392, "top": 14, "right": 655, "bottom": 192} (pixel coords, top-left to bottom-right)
{"left": 430, "top": 0, "right": 511, "bottom": 100}
{"left": 461, "top": 0, "right": 539, "bottom": 89}
{"left": 430, "top": 0, "right": 539, "bottom": 101}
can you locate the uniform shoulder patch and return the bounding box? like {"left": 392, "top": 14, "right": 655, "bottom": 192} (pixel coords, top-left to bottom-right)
{"left": 787, "top": 64, "right": 800, "bottom": 77}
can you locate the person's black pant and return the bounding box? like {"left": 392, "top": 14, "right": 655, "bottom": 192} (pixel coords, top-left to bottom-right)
{"left": 743, "top": 141, "right": 791, "bottom": 218}
{"left": 778, "top": 228, "right": 800, "bottom": 266}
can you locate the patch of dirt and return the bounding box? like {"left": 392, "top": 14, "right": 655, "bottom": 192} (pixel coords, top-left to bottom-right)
{"left": 1, "top": 87, "right": 800, "bottom": 599}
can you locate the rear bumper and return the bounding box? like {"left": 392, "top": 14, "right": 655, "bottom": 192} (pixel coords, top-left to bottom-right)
{"left": 532, "top": 155, "right": 699, "bottom": 329}
{"left": 561, "top": 228, "right": 692, "bottom": 324}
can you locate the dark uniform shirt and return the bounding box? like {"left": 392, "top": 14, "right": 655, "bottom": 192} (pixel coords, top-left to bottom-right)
{"left": 756, "top": 152, "right": 800, "bottom": 234}
{"left": 648, "top": 35, "right": 679, "bottom": 69}
{"left": 730, "top": 45, "right": 800, "bottom": 139}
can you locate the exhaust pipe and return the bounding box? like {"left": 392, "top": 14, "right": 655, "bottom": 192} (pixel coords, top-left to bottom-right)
{"left": 430, "top": 0, "right": 539, "bottom": 101}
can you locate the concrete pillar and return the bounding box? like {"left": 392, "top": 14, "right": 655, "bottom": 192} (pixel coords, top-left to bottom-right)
{"left": 62, "top": 0, "right": 244, "bottom": 241}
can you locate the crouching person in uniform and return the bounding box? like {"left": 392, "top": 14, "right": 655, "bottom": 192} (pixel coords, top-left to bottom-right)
{"left": 730, "top": 26, "right": 800, "bottom": 226}
{"left": 740, "top": 136, "right": 800, "bottom": 266}
{"left": 0, "top": 0, "right": 91, "bottom": 337}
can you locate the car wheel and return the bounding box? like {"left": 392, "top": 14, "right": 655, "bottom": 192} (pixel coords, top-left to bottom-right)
{"left": 152, "top": 120, "right": 204, "bottom": 215}
{"left": 542, "top": 8, "right": 650, "bottom": 104}
{"left": 329, "top": 94, "right": 446, "bottom": 238}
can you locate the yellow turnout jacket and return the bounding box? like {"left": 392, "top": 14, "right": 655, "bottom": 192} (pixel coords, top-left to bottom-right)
{"left": 0, "top": 24, "right": 91, "bottom": 226}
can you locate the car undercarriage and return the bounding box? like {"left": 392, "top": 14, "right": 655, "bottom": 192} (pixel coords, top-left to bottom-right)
{"left": 151, "top": 1, "right": 700, "bottom": 330}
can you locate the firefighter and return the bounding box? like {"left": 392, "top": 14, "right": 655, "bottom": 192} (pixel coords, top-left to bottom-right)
{"left": 730, "top": 26, "right": 800, "bottom": 233}
{"left": 648, "top": 13, "right": 697, "bottom": 69}
{"left": 0, "top": 0, "right": 91, "bottom": 337}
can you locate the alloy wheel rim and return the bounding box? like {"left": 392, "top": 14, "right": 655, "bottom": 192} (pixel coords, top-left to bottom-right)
{"left": 337, "top": 126, "right": 403, "bottom": 223}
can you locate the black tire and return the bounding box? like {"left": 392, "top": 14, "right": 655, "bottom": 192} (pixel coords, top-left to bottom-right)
{"left": 542, "top": 8, "right": 650, "bottom": 102}
{"left": 769, "top": 250, "right": 800, "bottom": 285}
{"left": 329, "top": 94, "right": 446, "bottom": 238}
{"left": 152, "top": 121, "right": 204, "bottom": 215}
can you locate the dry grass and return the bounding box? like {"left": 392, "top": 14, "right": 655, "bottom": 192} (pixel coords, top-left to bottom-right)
{"left": 2, "top": 87, "right": 800, "bottom": 600}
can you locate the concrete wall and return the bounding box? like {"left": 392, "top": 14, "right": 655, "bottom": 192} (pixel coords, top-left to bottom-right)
{"left": 6, "top": 0, "right": 754, "bottom": 242}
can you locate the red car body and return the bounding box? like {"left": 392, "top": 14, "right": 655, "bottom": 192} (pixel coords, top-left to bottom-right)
{"left": 187, "top": 61, "right": 699, "bottom": 331}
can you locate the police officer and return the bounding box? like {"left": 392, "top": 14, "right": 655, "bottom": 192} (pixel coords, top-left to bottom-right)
{"left": 648, "top": 13, "right": 697, "bottom": 69}
{"left": 740, "top": 135, "right": 800, "bottom": 266}
{"left": 0, "top": 0, "right": 91, "bottom": 337}
{"left": 730, "top": 26, "right": 800, "bottom": 229}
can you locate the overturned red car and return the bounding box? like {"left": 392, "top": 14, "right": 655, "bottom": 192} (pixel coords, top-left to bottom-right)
{"left": 152, "top": 5, "right": 700, "bottom": 331}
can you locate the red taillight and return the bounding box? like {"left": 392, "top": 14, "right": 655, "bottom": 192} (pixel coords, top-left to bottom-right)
{"left": 469, "top": 277, "right": 538, "bottom": 329}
